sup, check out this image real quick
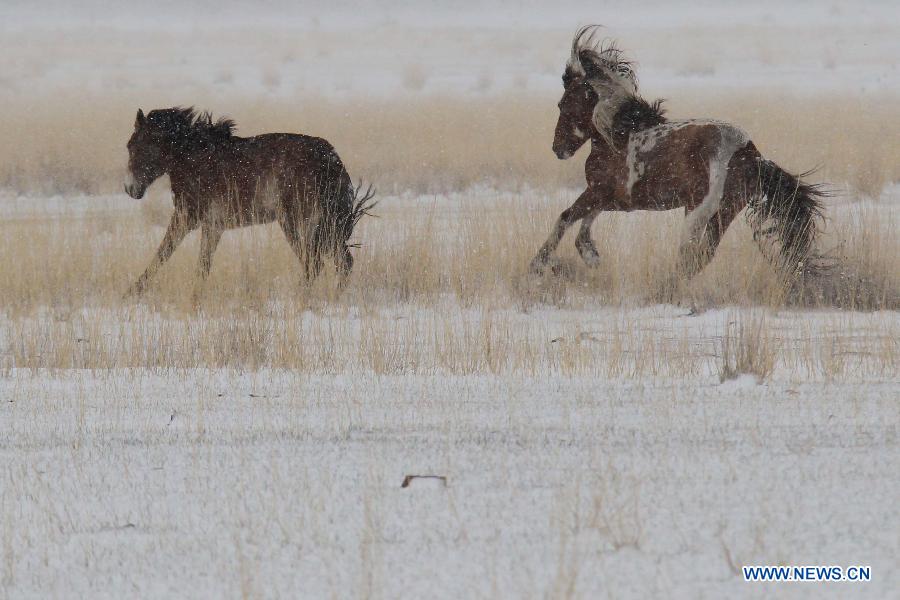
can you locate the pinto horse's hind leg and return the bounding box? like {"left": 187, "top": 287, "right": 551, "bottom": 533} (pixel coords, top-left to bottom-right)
{"left": 125, "top": 210, "right": 194, "bottom": 298}
{"left": 678, "top": 201, "right": 741, "bottom": 278}
{"left": 530, "top": 189, "right": 598, "bottom": 273}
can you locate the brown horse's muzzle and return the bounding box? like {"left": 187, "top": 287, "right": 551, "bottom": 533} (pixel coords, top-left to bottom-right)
{"left": 124, "top": 168, "right": 147, "bottom": 199}
{"left": 124, "top": 182, "right": 146, "bottom": 199}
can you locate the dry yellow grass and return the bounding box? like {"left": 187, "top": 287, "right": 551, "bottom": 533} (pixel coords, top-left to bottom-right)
{"left": 1, "top": 92, "right": 898, "bottom": 197}
{"left": 2, "top": 193, "right": 896, "bottom": 311}
{"left": 0, "top": 192, "right": 895, "bottom": 378}
{"left": 1, "top": 23, "right": 897, "bottom": 380}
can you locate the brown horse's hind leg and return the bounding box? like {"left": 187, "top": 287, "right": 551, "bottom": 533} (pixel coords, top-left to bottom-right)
{"left": 125, "top": 210, "right": 194, "bottom": 298}
{"left": 530, "top": 189, "right": 597, "bottom": 273}
{"left": 302, "top": 224, "right": 332, "bottom": 281}
{"left": 335, "top": 244, "right": 353, "bottom": 277}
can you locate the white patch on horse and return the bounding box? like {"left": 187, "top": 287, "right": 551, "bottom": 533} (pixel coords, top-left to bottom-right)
{"left": 682, "top": 124, "right": 750, "bottom": 244}
{"left": 573, "top": 126, "right": 586, "bottom": 140}
{"left": 625, "top": 120, "right": 746, "bottom": 200}
{"left": 625, "top": 130, "right": 660, "bottom": 197}
{"left": 581, "top": 57, "right": 639, "bottom": 148}
{"left": 589, "top": 82, "right": 633, "bottom": 148}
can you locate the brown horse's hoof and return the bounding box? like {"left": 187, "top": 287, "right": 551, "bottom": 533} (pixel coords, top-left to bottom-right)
{"left": 529, "top": 256, "right": 553, "bottom": 275}
{"left": 123, "top": 285, "right": 143, "bottom": 301}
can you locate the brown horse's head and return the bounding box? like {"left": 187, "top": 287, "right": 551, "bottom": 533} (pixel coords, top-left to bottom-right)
{"left": 125, "top": 107, "right": 234, "bottom": 199}
{"left": 553, "top": 26, "right": 638, "bottom": 158}
{"left": 124, "top": 109, "right": 168, "bottom": 199}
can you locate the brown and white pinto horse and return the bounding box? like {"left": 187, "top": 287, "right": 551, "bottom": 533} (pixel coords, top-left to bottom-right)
{"left": 531, "top": 26, "right": 826, "bottom": 279}
{"left": 124, "top": 107, "right": 374, "bottom": 301}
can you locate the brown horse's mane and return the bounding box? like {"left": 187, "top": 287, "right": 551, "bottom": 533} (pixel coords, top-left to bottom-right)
{"left": 145, "top": 106, "right": 236, "bottom": 154}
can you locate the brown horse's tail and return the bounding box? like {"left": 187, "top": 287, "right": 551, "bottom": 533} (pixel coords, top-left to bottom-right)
{"left": 746, "top": 158, "right": 828, "bottom": 274}
{"left": 342, "top": 181, "right": 377, "bottom": 248}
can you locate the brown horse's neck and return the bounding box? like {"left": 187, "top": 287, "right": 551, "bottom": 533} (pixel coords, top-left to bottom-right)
{"left": 165, "top": 144, "right": 224, "bottom": 189}
{"left": 162, "top": 130, "right": 236, "bottom": 180}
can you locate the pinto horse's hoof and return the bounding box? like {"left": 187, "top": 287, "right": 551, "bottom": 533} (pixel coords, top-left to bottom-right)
{"left": 577, "top": 243, "right": 601, "bottom": 267}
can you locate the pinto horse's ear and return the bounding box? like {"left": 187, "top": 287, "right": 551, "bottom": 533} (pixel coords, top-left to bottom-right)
{"left": 135, "top": 109, "right": 145, "bottom": 129}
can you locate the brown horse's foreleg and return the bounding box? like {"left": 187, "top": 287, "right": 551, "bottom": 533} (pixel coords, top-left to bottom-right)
{"left": 125, "top": 211, "right": 194, "bottom": 298}
{"left": 530, "top": 189, "right": 597, "bottom": 273}
{"left": 191, "top": 221, "right": 223, "bottom": 306}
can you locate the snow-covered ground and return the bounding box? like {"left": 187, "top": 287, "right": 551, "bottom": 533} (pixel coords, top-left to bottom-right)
{"left": 2, "top": 366, "right": 897, "bottom": 598}
{"left": 1, "top": 284, "right": 897, "bottom": 597}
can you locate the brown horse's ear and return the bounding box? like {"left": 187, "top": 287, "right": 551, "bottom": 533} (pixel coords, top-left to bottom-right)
{"left": 135, "top": 109, "right": 145, "bottom": 129}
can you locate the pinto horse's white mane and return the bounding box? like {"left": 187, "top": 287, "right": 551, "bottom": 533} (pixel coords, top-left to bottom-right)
{"left": 566, "top": 26, "right": 639, "bottom": 148}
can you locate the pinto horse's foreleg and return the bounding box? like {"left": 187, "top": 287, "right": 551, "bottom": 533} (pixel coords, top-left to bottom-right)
{"left": 191, "top": 221, "right": 224, "bottom": 307}
{"left": 574, "top": 209, "right": 602, "bottom": 266}
{"left": 125, "top": 211, "right": 194, "bottom": 298}
{"left": 530, "top": 189, "right": 597, "bottom": 273}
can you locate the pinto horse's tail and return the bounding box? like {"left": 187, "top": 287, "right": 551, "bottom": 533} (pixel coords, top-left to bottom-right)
{"left": 746, "top": 158, "right": 828, "bottom": 274}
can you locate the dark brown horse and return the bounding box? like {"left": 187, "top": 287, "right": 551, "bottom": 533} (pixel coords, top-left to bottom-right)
{"left": 531, "top": 26, "right": 826, "bottom": 279}
{"left": 124, "top": 107, "right": 374, "bottom": 300}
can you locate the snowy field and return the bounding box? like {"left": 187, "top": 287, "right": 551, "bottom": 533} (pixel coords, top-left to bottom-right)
{"left": 1, "top": 189, "right": 897, "bottom": 599}
{"left": 2, "top": 366, "right": 897, "bottom": 598}
{"left": 2, "top": 0, "right": 899, "bottom": 598}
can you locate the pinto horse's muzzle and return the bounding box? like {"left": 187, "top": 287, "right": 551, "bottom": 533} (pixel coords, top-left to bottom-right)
{"left": 552, "top": 124, "right": 586, "bottom": 160}
{"left": 553, "top": 144, "right": 574, "bottom": 160}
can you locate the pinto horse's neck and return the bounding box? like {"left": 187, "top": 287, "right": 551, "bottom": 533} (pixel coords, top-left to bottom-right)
{"left": 589, "top": 131, "right": 624, "bottom": 157}
{"left": 591, "top": 94, "right": 668, "bottom": 156}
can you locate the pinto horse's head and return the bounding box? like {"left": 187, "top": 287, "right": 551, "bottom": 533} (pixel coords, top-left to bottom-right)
{"left": 124, "top": 109, "right": 168, "bottom": 199}
{"left": 553, "top": 72, "right": 598, "bottom": 159}
{"left": 553, "top": 26, "right": 638, "bottom": 158}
